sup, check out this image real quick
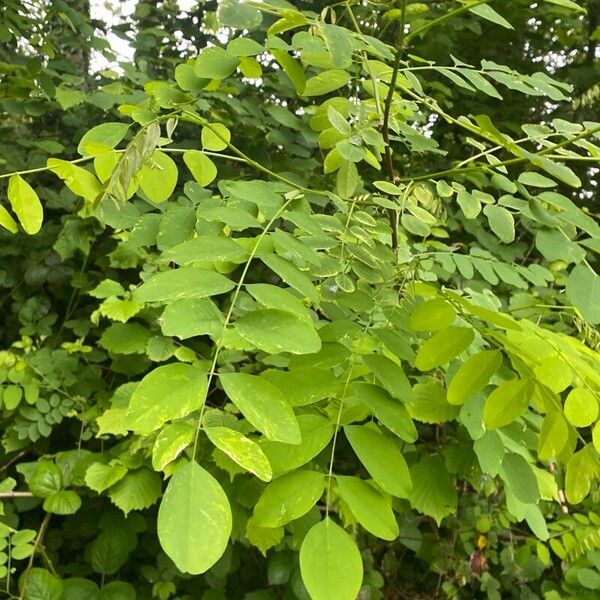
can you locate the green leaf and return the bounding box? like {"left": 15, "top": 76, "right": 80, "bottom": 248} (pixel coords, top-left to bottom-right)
{"left": 7, "top": 174, "right": 43, "bottom": 234}
{"left": 300, "top": 518, "right": 363, "bottom": 600}
{"left": 43, "top": 490, "right": 81, "bottom": 515}
{"left": 139, "top": 151, "right": 178, "bottom": 203}
{"left": 108, "top": 469, "right": 161, "bottom": 515}
{"left": 336, "top": 476, "right": 398, "bottom": 540}
{"left": 90, "top": 527, "right": 131, "bottom": 575}
{"left": 351, "top": 382, "right": 417, "bottom": 442}
{"left": 363, "top": 354, "right": 413, "bottom": 403}
{"left": 447, "top": 350, "right": 502, "bottom": 405}
{"left": 235, "top": 308, "right": 321, "bottom": 355}
{"left": 409, "top": 456, "right": 457, "bottom": 525}
{"left": 518, "top": 171, "right": 556, "bottom": 188}
{"left": 544, "top": 0, "right": 587, "bottom": 12}
{"left": 204, "top": 426, "right": 272, "bottom": 481}
{"left": 254, "top": 470, "right": 325, "bottom": 527}
{"left": 469, "top": 4, "right": 513, "bottom": 28}
{"left": 47, "top": 158, "right": 103, "bottom": 203}
{"left": 245, "top": 517, "right": 284, "bottom": 555}
{"left": 101, "top": 581, "right": 136, "bottom": 600}
{"left": 134, "top": 267, "right": 235, "bottom": 303}
{"left": 407, "top": 382, "right": 460, "bottom": 423}
{"left": 259, "top": 414, "right": 333, "bottom": 475}
{"left": 538, "top": 410, "right": 569, "bottom": 460}
{"left": 201, "top": 123, "right": 231, "bottom": 152}
{"left": 344, "top": 425, "right": 412, "bottom": 497}
{"left": 246, "top": 284, "right": 311, "bottom": 320}
{"left": 474, "top": 430, "right": 505, "bottom": 477}
{"left": 152, "top": 423, "right": 195, "bottom": 471}
{"left": 78, "top": 123, "right": 129, "bottom": 156}
{"left": 408, "top": 298, "right": 456, "bottom": 331}
{"left": 303, "top": 69, "right": 351, "bottom": 96}
{"left": 219, "top": 373, "right": 301, "bottom": 443}
{"left": 0, "top": 204, "right": 18, "bottom": 233}
{"left": 336, "top": 160, "right": 359, "bottom": 198}
{"left": 564, "top": 388, "right": 599, "bottom": 428}
{"left": 500, "top": 454, "right": 539, "bottom": 504}
{"left": 127, "top": 364, "right": 207, "bottom": 434}
{"left": 457, "top": 190, "right": 481, "bottom": 219}
{"left": 566, "top": 263, "right": 600, "bottom": 324}
{"left": 218, "top": 0, "right": 263, "bottom": 29}
{"left": 565, "top": 446, "right": 600, "bottom": 504}
{"left": 20, "top": 568, "right": 64, "bottom": 600}
{"left": 484, "top": 379, "right": 532, "bottom": 429}
{"left": 85, "top": 463, "right": 128, "bottom": 493}
{"left": 158, "top": 461, "right": 232, "bottom": 574}
{"left": 414, "top": 326, "right": 474, "bottom": 371}
{"left": 99, "top": 322, "right": 151, "bottom": 355}
{"left": 483, "top": 204, "right": 515, "bottom": 243}
{"left": 160, "top": 298, "right": 224, "bottom": 339}
{"left": 183, "top": 150, "right": 217, "bottom": 186}
{"left": 271, "top": 49, "right": 306, "bottom": 94}
{"left": 194, "top": 47, "right": 238, "bottom": 79}
{"left": 161, "top": 236, "right": 247, "bottom": 265}
{"left": 261, "top": 254, "right": 319, "bottom": 303}
{"left": 29, "top": 462, "right": 62, "bottom": 498}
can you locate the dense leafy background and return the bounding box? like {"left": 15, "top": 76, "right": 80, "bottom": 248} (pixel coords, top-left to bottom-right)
{"left": 0, "top": 1, "right": 599, "bottom": 599}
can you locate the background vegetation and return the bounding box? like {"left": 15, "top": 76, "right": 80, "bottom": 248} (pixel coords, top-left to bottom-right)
{"left": 0, "top": 0, "right": 599, "bottom": 599}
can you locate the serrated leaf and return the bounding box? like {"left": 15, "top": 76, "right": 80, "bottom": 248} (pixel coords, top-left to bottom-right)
{"left": 20, "top": 568, "right": 63, "bottom": 600}
{"left": 409, "top": 456, "right": 457, "bottom": 525}
{"left": 90, "top": 527, "right": 131, "bottom": 575}
{"left": 108, "top": 469, "right": 161, "bottom": 515}
{"left": 158, "top": 461, "right": 232, "bottom": 574}
{"left": 245, "top": 517, "right": 283, "bottom": 555}
{"left": 43, "top": 490, "right": 81, "bottom": 515}
{"left": 85, "top": 463, "right": 127, "bottom": 493}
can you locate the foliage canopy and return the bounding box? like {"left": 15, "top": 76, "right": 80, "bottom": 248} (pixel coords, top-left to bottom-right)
{"left": 0, "top": 0, "right": 600, "bottom": 599}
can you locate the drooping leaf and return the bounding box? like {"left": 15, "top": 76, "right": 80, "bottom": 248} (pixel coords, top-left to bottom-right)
{"left": 300, "top": 518, "right": 363, "bottom": 600}
{"left": 219, "top": 372, "right": 301, "bottom": 443}
{"left": 336, "top": 476, "right": 398, "bottom": 540}
{"left": 447, "top": 350, "right": 502, "bottom": 405}
{"left": 204, "top": 426, "right": 272, "bottom": 481}
{"left": 344, "top": 425, "right": 412, "bottom": 497}
{"left": 7, "top": 174, "right": 43, "bottom": 234}
{"left": 158, "top": 461, "right": 232, "bottom": 574}
{"left": 409, "top": 456, "right": 457, "bottom": 525}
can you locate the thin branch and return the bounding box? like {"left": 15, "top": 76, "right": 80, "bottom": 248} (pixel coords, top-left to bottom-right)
{"left": 0, "top": 492, "right": 34, "bottom": 499}
{"left": 380, "top": 0, "right": 408, "bottom": 250}
{"left": 405, "top": 0, "right": 490, "bottom": 43}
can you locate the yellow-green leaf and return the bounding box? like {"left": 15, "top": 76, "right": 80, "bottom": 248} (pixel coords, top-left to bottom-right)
{"left": 7, "top": 174, "right": 43, "bottom": 234}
